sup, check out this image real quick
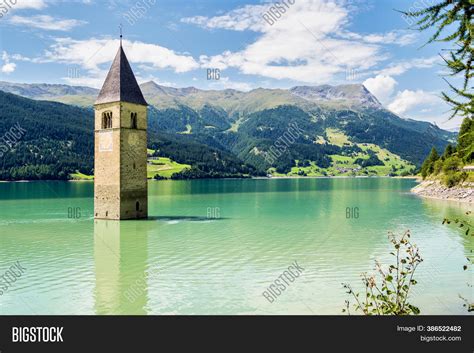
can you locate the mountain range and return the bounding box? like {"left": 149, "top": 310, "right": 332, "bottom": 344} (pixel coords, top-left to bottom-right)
{"left": 0, "top": 80, "right": 385, "bottom": 111}
{"left": 0, "top": 80, "right": 456, "bottom": 180}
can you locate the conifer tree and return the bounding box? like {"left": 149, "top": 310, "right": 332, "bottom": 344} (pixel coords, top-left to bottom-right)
{"left": 457, "top": 116, "right": 474, "bottom": 162}
{"left": 402, "top": 1, "right": 473, "bottom": 118}
{"left": 442, "top": 143, "right": 455, "bottom": 159}
{"left": 421, "top": 147, "right": 440, "bottom": 178}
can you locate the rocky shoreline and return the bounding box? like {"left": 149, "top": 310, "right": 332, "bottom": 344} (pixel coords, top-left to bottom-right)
{"left": 411, "top": 180, "right": 474, "bottom": 204}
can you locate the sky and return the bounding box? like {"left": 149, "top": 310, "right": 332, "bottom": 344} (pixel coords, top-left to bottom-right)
{"left": 0, "top": 0, "right": 466, "bottom": 130}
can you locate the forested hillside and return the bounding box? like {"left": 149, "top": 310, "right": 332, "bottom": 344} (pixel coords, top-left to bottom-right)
{"left": 0, "top": 81, "right": 457, "bottom": 180}
{"left": 420, "top": 117, "right": 473, "bottom": 187}
{"left": 0, "top": 90, "right": 94, "bottom": 180}
{"left": 0, "top": 91, "right": 257, "bottom": 180}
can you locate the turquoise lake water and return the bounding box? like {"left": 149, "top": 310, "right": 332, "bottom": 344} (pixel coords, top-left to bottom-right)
{"left": 0, "top": 178, "right": 472, "bottom": 315}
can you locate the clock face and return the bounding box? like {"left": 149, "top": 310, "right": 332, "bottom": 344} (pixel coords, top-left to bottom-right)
{"left": 99, "top": 131, "right": 113, "bottom": 152}
{"left": 128, "top": 133, "right": 139, "bottom": 146}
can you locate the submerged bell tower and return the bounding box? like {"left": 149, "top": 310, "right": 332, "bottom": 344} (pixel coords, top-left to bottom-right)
{"left": 94, "top": 40, "right": 148, "bottom": 220}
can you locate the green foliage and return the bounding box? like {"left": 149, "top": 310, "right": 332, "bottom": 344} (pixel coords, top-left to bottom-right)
{"left": 224, "top": 105, "right": 453, "bottom": 173}
{"left": 0, "top": 88, "right": 457, "bottom": 180}
{"left": 421, "top": 116, "right": 474, "bottom": 186}
{"left": 170, "top": 167, "right": 250, "bottom": 179}
{"left": 442, "top": 156, "right": 462, "bottom": 173}
{"left": 297, "top": 169, "right": 307, "bottom": 176}
{"left": 299, "top": 160, "right": 311, "bottom": 167}
{"left": 148, "top": 104, "right": 231, "bottom": 134}
{"left": 432, "top": 158, "right": 444, "bottom": 175}
{"left": 460, "top": 255, "right": 473, "bottom": 312}
{"left": 153, "top": 174, "right": 167, "bottom": 180}
{"left": 148, "top": 132, "right": 259, "bottom": 178}
{"left": 342, "top": 109, "right": 451, "bottom": 166}
{"left": 443, "top": 171, "right": 467, "bottom": 188}
{"left": 402, "top": 1, "right": 473, "bottom": 118}
{"left": 342, "top": 231, "right": 423, "bottom": 315}
{"left": 0, "top": 91, "right": 93, "bottom": 180}
{"left": 355, "top": 151, "right": 384, "bottom": 167}
{"left": 442, "top": 143, "right": 455, "bottom": 159}
{"left": 0, "top": 90, "right": 257, "bottom": 180}
{"left": 442, "top": 210, "right": 472, "bottom": 236}
{"left": 421, "top": 147, "right": 439, "bottom": 179}
{"left": 147, "top": 157, "right": 190, "bottom": 179}
{"left": 457, "top": 117, "right": 474, "bottom": 162}
{"left": 442, "top": 211, "right": 473, "bottom": 312}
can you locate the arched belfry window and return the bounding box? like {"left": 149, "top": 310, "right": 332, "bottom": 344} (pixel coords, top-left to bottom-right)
{"left": 102, "top": 111, "right": 113, "bottom": 129}
{"left": 131, "top": 112, "right": 138, "bottom": 129}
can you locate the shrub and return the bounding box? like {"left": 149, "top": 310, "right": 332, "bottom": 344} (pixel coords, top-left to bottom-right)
{"left": 433, "top": 159, "right": 444, "bottom": 175}
{"left": 355, "top": 154, "right": 384, "bottom": 168}
{"left": 342, "top": 231, "right": 422, "bottom": 315}
{"left": 443, "top": 172, "right": 468, "bottom": 188}
{"left": 442, "top": 156, "right": 462, "bottom": 174}
{"left": 442, "top": 213, "right": 473, "bottom": 312}
{"left": 444, "top": 173, "right": 459, "bottom": 188}
{"left": 297, "top": 170, "right": 307, "bottom": 176}
{"left": 443, "top": 171, "right": 468, "bottom": 188}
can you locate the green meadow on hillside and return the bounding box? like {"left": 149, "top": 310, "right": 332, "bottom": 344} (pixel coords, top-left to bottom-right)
{"left": 270, "top": 129, "right": 416, "bottom": 177}
{"left": 70, "top": 152, "right": 190, "bottom": 180}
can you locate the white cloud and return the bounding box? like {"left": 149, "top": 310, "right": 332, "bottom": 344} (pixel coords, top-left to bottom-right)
{"left": 364, "top": 32, "right": 417, "bottom": 46}
{"left": 208, "top": 76, "right": 253, "bottom": 91}
{"left": 363, "top": 57, "right": 453, "bottom": 127}
{"left": 362, "top": 74, "right": 462, "bottom": 130}
{"left": 0, "top": 0, "right": 48, "bottom": 21}
{"left": 183, "top": 0, "right": 386, "bottom": 84}
{"left": 10, "top": 0, "right": 46, "bottom": 10}
{"left": 1, "top": 51, "right": 17, "bottom": 74}
{"left": 363, "top": 75, "right": 397, "bottom": 104}
{"left": 388, "top": 90, "right": 440, "bottom": 115}
{"left": 62, "top": 73, "right": 107, "bottom": 88}
{"left": 343, "top": 30, "right": 417, "bottom": 46}
{"left": 40, "top": 38, "right": 199, "bottom": 88}
{"left": 378, "top": 56, "right": 439, "bottom": 76}
{"left": 1, "top": 50, "right": 41, "bottom": 65}
{"left": 63, "top": 72, "right": 178, "bottom": 89}
{"left": 181, "top": 4, "right": 269, "bottom": 32}
{"left": 43, "top": 38, "right": 199, "bottom": 72}
{"left": 0, "top": 0, "right": 46, "bottom": 20}
{"left": 385, "top": 89, "right": 463, "bottom": 130}
{"left": 9, "top": 15, "right": 86, "bottom": 31}
{"left": 1, "top": 62, "right": 16, "bottom": 74}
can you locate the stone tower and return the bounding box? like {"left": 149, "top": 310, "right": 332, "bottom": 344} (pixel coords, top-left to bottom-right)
{"left": 94, "top": 43, "right": 148, "bottom": 220}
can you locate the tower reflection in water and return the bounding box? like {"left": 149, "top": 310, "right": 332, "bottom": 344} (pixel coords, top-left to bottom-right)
{"left": 93, "top": 220, "right": 156, "bottom": 314}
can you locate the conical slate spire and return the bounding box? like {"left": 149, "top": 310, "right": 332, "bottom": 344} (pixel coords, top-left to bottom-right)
{"left": 95, "top": 45, "right": 147, "bottom": 106}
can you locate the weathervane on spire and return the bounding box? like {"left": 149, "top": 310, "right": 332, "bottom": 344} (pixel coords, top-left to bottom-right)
{"left": 119, "top": 23, "right": 123, "bottom": 46}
